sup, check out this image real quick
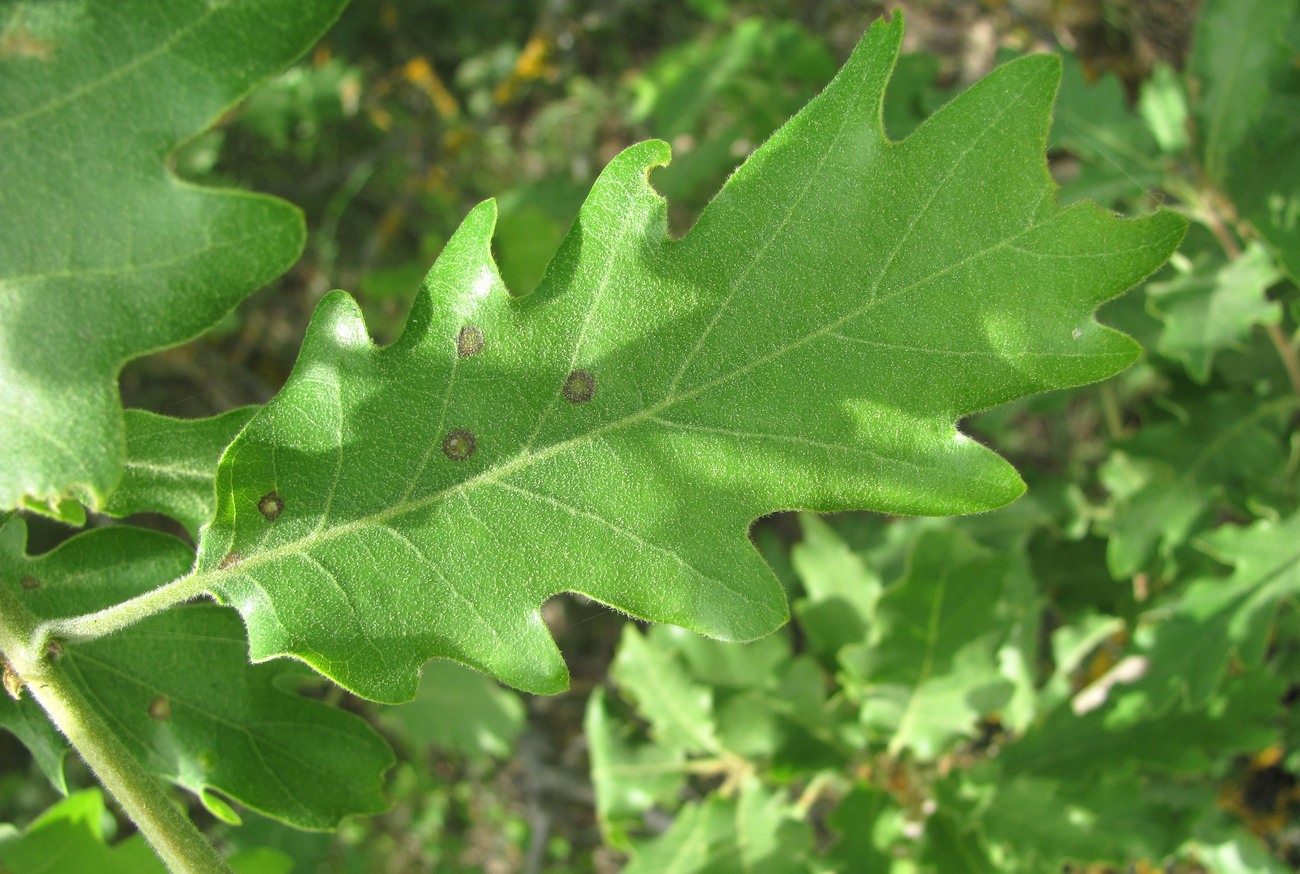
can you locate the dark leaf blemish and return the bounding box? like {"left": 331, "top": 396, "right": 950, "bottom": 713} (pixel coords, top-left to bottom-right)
{"left": 562, "top": 369, "right": 595, "bottom": 404}
{"left": 442, "top": 429, "right": 477, "bottom": 461}
{"left": 258, "top": 492, "right": 284, "bottom": 521}
{"left": 148, "top": 695, "right": 171, "bottom": 720}
{"left": 456, "top": 325, "right": 485, "bottom": 358}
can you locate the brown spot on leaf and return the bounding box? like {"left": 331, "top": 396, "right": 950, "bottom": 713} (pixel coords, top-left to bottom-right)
{"left": 456, "top": 325, "right": 485, "bottom": 358}
{"left": 0, "top": 27, "right": 55, "bottom": 60}
{"left": 3, "top": 660, "right": 23, "bottom": 701}
{"left": 562, "top": 369, "right": 595, "bottom": 403}
{"left": 258, "top": 492, "right": 284, "bottom": 521}
{"left": 148, "top": 695, "right": 171, "bottom": 721}
{"left": 442, "top": 429, "right": 477, "bottom": 461}
{"left": 45, "top": 640, "right": 63, "bottom": 661}
{"left": 218, "top": 551, "right": 243, "bottom": 570}
{"left": 20, "top": 576, "right": 40, "bottom": 591}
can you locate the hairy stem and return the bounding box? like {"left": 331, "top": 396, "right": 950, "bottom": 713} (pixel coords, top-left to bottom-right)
{"left": 0, "top": 585, "right": 232, "bottom": 874}
{"left": 35, "top": 570, "right": 210, "bottom": 647}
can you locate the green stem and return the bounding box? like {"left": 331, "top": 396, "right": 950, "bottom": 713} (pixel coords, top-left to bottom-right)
{"left": 0, "top": 585, "right": 232, "bottom": 874}
{"left": 35, "top": 570, "right": 210, "bottom": 646}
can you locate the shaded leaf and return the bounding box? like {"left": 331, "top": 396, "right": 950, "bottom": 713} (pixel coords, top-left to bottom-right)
{"left": 0, "top": 0, "right": 346, "bottom": 517}
{"left": 1050, "top": 53, "right": 1163, "bottom": 206}
{"left": 791, "top": 513, "right": 881, "bottom": 658}
{"left": 841, "top": 528, "right": 1016, "bottom": 757}
{"left": 1100, "top": 395, "right": 1293, "bottom": 578}
{"left": 610, "top": 624, "right": 720, "bottom": 754}
{"left": 622, "top": 779, "right": 812, "bottom": 874}
{"left": 1130, "top": 512, "right": 1300, "bottom": 712}
{"left": 383, "top": 659, "right": 524, "bottom": 761}
{"left": 1190, "top": 0, "right": 1297, "bottom": 187}
{"left": 585, "top": 687, "right": 687, "bottom": 851}
{"left": 1147, "top": 241, "right": 1281, "bottom": 382}
{"left": 0, "top": 789, "right": 291, "bottom": 874}
{"left": 196, "top": 14, "right": 1183, "bottom": 702}
{"left": 1190, "top": 0, "right": 1300, "bottom": 281}
{"left": 103, "top": 408, "right": 258, "bottom": 537}
{"left": 998, "top": 669, "right": 1283, "bottom": 781}
{"left": 0, "top": 519, "right": 393, "bottom": 829}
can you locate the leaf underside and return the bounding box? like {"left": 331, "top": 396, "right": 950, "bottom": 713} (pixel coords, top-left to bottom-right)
{"left": 0, "top": 0, "right": 346, "bottom": 516}
{"left": 0, "top": 519, "right": 393, "bottom": 828}
{"left": 198, "top": 14, "right": 1186, "bottom": 701}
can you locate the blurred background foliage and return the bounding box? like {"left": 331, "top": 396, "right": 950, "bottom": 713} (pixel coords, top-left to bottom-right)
{"left": 10, "top": 0, "right": 1300, "bottom": 872}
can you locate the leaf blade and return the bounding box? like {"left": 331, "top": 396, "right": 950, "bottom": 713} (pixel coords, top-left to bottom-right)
{"left": 198, "top": 14, "right": 1185, "bottom": 702}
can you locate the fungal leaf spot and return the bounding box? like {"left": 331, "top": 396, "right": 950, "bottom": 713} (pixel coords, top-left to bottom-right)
{"left": 442, "top": 429, "right": 477, "bottom": 461}
{"left": 456, "top": 325, "right": 485, "bottom": 358}
{"left": 562, "top": 369, "right": 596, "bottom": 404}
{"left": 258, "top": 491, "right": 284, "bottom": 521}
{"left": 3, "top": 661, "right": 23, "bottom": 701}
{"left": 45, "top": 640, "right": 63, "bottom": 662}
{"left": 20, "top": 576, "right": 39, "bottom": 591}
{"left": 148, "top": 695, "right": 171, "bottom": 721}
{"left": 218, "top": 551, "right": 243, "bottom": 570}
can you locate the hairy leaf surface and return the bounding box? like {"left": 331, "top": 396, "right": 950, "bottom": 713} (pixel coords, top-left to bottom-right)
{"left": 103, "top": 408, "right": 258, "bottom": 536}
{"left": 0, "top": 0, "right": 345, "bottom": 516}
{"left": 197, "top": 14, "right": 1185, "bottom": 701}
{"left": 0, "top": 520, "right": 393, "bottom": 828}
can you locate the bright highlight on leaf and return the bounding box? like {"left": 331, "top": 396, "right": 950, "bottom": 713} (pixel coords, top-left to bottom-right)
{"left": 197, "top": 13, "right": 1185, "bottom": 702}
{"left": 0, "top": 0, "right": 347, "bottom": 518}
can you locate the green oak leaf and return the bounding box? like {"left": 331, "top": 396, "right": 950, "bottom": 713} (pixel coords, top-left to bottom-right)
{"left": 381, "top": 659, "right": 525, "bottom": 762}
{"left": 0, "top": 0, "right": 346, "bottom": 517}
{"left": 791, "top": 513, "right": 882, "bottom": 659}
{"left": 1191, "top": 0, "right": 1297, "bottom": 186}
{"left": 1129, "top": 512, "right": 1300, "bottom": 711}
{"left": 610, "top": 625, "right": 720, "bottom": 754}
{"left": 196, "top": 14, "right": 1185, "bottom": 701}
{"left": 585, "top": 687, "right": 688, "bottom": 851}
{"left": 102, "top": 408, "right": 258, "bottom": 537}
{"left": 997, "top": 669, "right": 1283, "bottom": 781}
{"left": 0, "top": 789, "right": 292, "bottom": 874}
{"left": 1190, "top": 0, "right": 1300, "bottom": 281}
{"left": 1146, "top": 241, "right": 1282, "bottom": 383}
{"left": 1100, "top": 395, "right": 1293, "bottom": 578}
{"left": 621, "top": 779, "right": 812, "bottom": 874}
{"left": 947, "top": 771, "right": 1188, "bottom": 868}
{"left": 1050, "top": 53, "right": 1163, "bottom": 207}
{"left": 840, "top": 528, "right": 1015, "bottom": 757}
{"left": 0, "top": 519, "right": 393, "bottom": 829}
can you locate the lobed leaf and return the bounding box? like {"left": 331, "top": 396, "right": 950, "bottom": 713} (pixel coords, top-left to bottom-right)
{"left": 102, "top": 408, "right": 258, "bottom": 537}
{"left": 620, "top": 779, "right": 812, "bottom": 874}
{"left": 840, "top": 528, "right": 1015, "bottom": 757}
{"left": 0, "top": 0, "right": 346, "bottom": 517}
{"left": 0, "top": 519, "right": 393, "bottom": 829}
{"left": 1190, "top": 0, "right": 1300, "bottom": 280}
{"left": 196, "top": 13, "right": 1185, "bottom": 701}
{"left": 0, "top": 789, "right": 291, "bottom": 874}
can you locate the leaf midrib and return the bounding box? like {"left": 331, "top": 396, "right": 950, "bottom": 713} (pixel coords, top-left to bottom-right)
{"left": 203, "top": 65, "right": 1160, "bottom": 598}
{"left": 202, "top": 205, "right": 1132, "bottom": 592}
{"left": 0, "top": 4, "right": 220, "bottom": 132}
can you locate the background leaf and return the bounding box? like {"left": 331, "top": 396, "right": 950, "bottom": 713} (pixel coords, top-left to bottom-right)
{"left": 0, "top": 0, "right": 346, "bottom": 517}
{"left": 0, "top": 789, "right": 291, "bottom": 874}
{"left": 102, "top": 408, "right": 258, "bottom": 537}
{"left": 840, "top": 528, "right": 1016, "bottom": 757}
{"left": 1147, "top": 241, "right": 1282, "bottom": 382}
{"left": 196, "top": 14, "right": 1183, "bottom": 703}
